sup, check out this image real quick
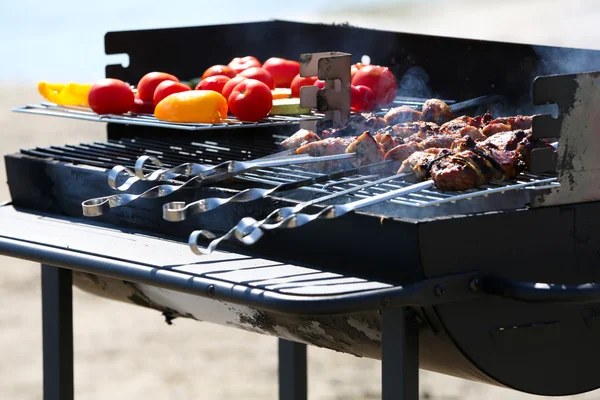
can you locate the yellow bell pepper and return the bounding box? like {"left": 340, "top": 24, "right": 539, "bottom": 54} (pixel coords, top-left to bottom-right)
{"left": 155, "top": 90, "right": 228, "bottom": 123}
{"left": 38, "top": 81, "right": 92, "bottom": 106}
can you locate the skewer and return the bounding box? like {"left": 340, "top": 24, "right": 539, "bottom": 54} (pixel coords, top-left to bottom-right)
{"left": 162, "top": 160, "right": 394, "bottom": 221}
{"left": 81, "top": 152, "right": 360, "bottom": 217}
{"left": 109, "top": 149, "right": 300, "bottom": 192}
{"left": 188, "top": 172, "right": 414, "bottom": 255}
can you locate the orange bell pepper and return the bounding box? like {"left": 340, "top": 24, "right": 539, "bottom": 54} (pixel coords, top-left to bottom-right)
{"left": 37, "top": 81, "right": 92, "bottom": 106}
{"left": 155, "top": 90, "right": 228, "bottom": 123}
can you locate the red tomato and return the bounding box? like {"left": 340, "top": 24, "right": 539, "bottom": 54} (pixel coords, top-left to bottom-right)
{"left": 314, "top": 80, "right": 325, "bottom": 89}
{"left": 137, "top": 72, "right": 179, "bottom": 102}
{"left": 239, "top": 67, "right": 275, "bottom": 90}
{"left": 227, "top": 56, "right": 262, "bottom": 74}
{"left": 350, "top": 85, "right": 376, "bottom": 112}
{"left": 153, "top": 81, "right": 191, "bottom": 105}
{"left": 290, "top": 75, "right": 318, "bottom": 98}
{"left": 88, "top": 78, "right": 134, "bottom": 115}
{"left": 351, "top": 63, "right": 366, "bottom": 79}
{"left": 196, "top": 75, "right": 231, "bottom": 94}
{"left": 222, "top": 76, "right": 248, "bottom": 100}
{"left": 262, "top": 57, "right": 300, "bottom": 88}
{"left": 351, "top": 65, "right": 397, "bottom": 106}
{"left": 130, "top": 95, "right": 155, "bottom": 114}
{"left": 201, "top": 65, "right": 237, "bottom": 80}
{"left": 228, "top": 79, "right": 273, "bottom": 122}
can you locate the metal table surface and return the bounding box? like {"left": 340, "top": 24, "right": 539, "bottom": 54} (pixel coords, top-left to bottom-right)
{"left": 0, "top": 203, "right": 423, "bottom": 400}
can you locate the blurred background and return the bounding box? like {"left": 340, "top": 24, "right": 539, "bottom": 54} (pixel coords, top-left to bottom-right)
{"left": 1, "top": 1, "right": 599, "bottom": 399}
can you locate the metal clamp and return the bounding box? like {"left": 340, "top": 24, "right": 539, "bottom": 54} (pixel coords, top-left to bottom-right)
{"left": 299, "top": 52, "right": 351, "bottom": 132}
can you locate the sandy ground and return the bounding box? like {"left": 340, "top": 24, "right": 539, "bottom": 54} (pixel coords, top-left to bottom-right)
{"left": 3, "top": 2, "right": 600, "bottom": 398}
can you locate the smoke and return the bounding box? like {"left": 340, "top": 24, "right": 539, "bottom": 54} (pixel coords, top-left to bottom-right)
{"left": 395, "top": 66, "right": 436, "bottom": 99}
{"left": 533, "top": 45, "right": 600, "bottom": 77}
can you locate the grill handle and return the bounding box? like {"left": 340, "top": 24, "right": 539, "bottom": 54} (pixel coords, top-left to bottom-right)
{"left": 480, "top": 276, "right": 600, "bottom": 305}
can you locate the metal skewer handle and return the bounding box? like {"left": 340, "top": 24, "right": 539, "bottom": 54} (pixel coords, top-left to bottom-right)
{"left": 81, "top": 152, "right": 358, "bottom": 217}
{"left": 188, "top": 173, "right": 412, "bottom": 255}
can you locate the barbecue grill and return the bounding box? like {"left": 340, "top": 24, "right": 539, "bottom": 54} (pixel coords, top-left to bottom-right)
{"left": 4, "top": 19, "right": 600, "bottom": 400}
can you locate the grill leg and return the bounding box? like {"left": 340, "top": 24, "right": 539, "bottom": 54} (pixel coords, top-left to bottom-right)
{"left": 278, "top": 339, "right": 307, "bottom": 400}
{"left": 41, "top": 264, "right": 74, "bottom": 400}
{"left": 381, "top": 307, "right": 419, "bottom": 400}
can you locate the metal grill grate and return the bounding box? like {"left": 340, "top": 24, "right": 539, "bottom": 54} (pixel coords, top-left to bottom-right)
{"left": 12, "top": 96, "right": 457, "bottom": 132}
{"left": 234, "top": 166, "right": 559, "bottom": 208}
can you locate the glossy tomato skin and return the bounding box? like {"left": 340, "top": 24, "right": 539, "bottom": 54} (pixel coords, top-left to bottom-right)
{"left": 153, "top": 81, "right": 191, "bottom": 105}
{"left": 137, "top": 72, "right": 179, "bottom": 102}
{"left": 88, "top": 78, "right": 135, "bottom": 115}
{"left": 262, "top": 57, "right": 300, "bottom": 88}
{"left": 227, "top": 56, "right": 261, "bottom": 74}
{"left": 221, "top": 76, "right": 248, "bottom": 100}
{"left": 239, "top": 67, "right": 275, "bottom": 89}
{"left": 196, "top": 75, "right": 231, "bottom": 94}
{"left": 131, "top": 95, "right": 155, "bottom": 114}
{"left": 350, "top": 85, "right": 376, "bottom": 112}
{"left": 201, "top": 65, "right": 237, "bottom": 80}
{"left": 290, "top": 75, "right": 318, "bottom": 98}
{"left": 351, "top": 63, "right": 366, "bottom": 79}
{"left": 351, "top": 65, "right": 398, "bottom": 106}
{"left": 314, "top": 80, "right": 325, "bottom": 89}
{"left": 228, "top": 79, "right": 273, "bottom": 122}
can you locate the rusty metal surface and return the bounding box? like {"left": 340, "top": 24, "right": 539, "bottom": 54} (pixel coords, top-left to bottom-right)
{"left": 532, "top": 71, "right": 600, "bottom": 207}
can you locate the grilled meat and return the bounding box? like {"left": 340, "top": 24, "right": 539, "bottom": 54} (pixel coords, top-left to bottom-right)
{"left": 487, "top": 115, "right": 533, "bottom": 131}
{"left": 399, "top": 129, "right": 554, "bottom": 191}
{"left": 321, "top": 113, "right": 386, "bottom": 138}
{"left": 393, "top": 121, "right": 440, "bottom": 141}
{"left": 280, "top": 129, "right": 321, "bottom": 150}
{"left": 345, "top": 132, "right": 386, "bottom": 166}
{"left": 482, "top": 123, "right": 512, "bottom": 137}
{"left": 420, "top": 99, "right": 454, "bottom": 125}
{"left": 384, "top": 134, "right": 457, "bottom": 162}
{"left": 296, "top": 137, "right": 355, "bottom": 156}
{"left": 373, "top": 130, "right": 403, "bottom": 152}
{"left": 383, "top": 106, "right": 422, "bottom": 125}
{"left": 397, "top": 148, "right": 451, "bottom": 179}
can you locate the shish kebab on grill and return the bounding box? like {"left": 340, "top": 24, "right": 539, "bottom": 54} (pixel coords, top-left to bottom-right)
{"left": 279, "top": 99, "right": 553, "bottom": 191}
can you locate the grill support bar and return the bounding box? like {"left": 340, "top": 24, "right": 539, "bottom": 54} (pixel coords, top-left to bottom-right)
{"left": 382, "top": 308, "right": 419, "bottom": 400}
{"left": 41, "top": 264, "right": 74, "bottom": 400}
{"left": 279, "top": 340, "right": 308, "bottom": 400}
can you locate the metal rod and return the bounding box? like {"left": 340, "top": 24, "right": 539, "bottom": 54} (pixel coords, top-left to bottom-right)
{"left": 41, "top": 264, "right": 74, "bottom": 400}
{"left": 163, "top": 160, "right": 392, "bottom": 221}
{"left": 381, "top": 307, "right": 419, "bottom": 400}
{"left": 188, "top": 173, "right": 410, "bottom": 255}
{"left": 81, "top": 152, "right": 358, "bottom": 217}
{"left": 278, "top": 339, "right": 308, "bottom": 400}
{"left": 204, "top": 179, "right": 432, "bottom": 249}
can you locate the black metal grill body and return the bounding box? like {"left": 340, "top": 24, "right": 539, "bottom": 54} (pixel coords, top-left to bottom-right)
{"left": 6, "top": 20, "right": 600, "bottom": 397}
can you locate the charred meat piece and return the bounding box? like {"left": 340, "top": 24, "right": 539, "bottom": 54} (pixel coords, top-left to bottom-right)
{"left": 420, "top": 99, "right": 454, "bottom": 125}
{"left": 384, "top": 133, "right": 457, "bottom": 162}
{"left": 393, "top": 121, "right": 440, "bottom": 141}
{"left": 397, "top": 148, "right": 450, "bottom": 179}
{"left": 280, "top": 129, "right": 321, "bottom": 150}
{"left": 384, "top": 141, "right": 423, "bottom": 162}
{"left": 487, "top": 115, "right": 533, "bottom": 131}
{"left": 296, "top": 137, "right": 355, "bottom": 156}
{"left": 460, "top": 125, "right": 487, "bottom": 141}
{"left": 373, "top": 132, "right": 403, "bottom": 152}
{"left": 321, "top": 113, "right": 386, "bottom": 138}
{"left": 468, "top": 111, "right": 494, "bottom": 128}
{"left": 418, "top": 135, "right": 457, "bottom": 149}
{"left": 482, "top": 123, "right": 512, "bottom": 137}
{"left": 450, "top": 136, "right": 477, "bottom": 152}
{"left": 345, "top": 132, "right": 386, "bottom": 166}
{"left": 429, "top": 150, "right": 503, "bottom": 191}
{"left": 439, "top": 116, "right": 472, "bottom": 135}
{"left": 383, "top": 106, "right": 422, "bottom": 125}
